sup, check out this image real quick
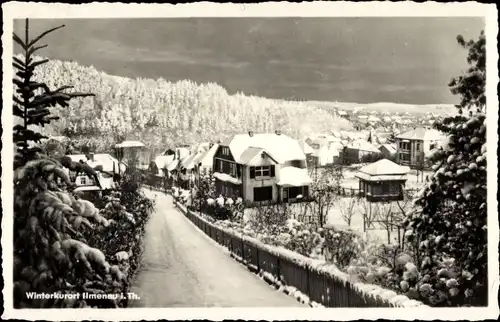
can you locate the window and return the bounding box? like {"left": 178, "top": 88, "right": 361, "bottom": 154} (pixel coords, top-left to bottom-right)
{"left": 250, "top": 165, "right": 275, "bottom": 179}
{"left": 399, "top": 153, "right": 411, "bottom": 162}
{"left": 80, "top": 177, "right": 86, "bottom": 185}
{"left": 283, "top": 186, "right": 309, "bottom": 201}
{"left": 254, "top": 186, "right": 273, "bottom": 202}
{"left": 218, "top": 160, "right": 223, "bottom": 173}
{"left": 372, "top": 182, "right": 401, "bottom": 196}
{"left": 288, "top": 186, "right": 302, "bottom": 199}
{"left": 230, "top": 163, "right": 237, "bottom": 177}
{"left": 399, "top": 141, "right": 411, "bottom": 151}
{"left": 222, "top": 147, "right": 230, "bottom": 155}
{"left": 430, "top": 143, "right": 437, "bottom": 150}
{"left": 416, "top": 142, "right": 421, "bottom": 152}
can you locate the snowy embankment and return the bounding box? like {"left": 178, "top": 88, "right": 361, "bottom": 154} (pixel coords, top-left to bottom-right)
{"left": 172, "top": 197, "right": 427, "bottom": 308}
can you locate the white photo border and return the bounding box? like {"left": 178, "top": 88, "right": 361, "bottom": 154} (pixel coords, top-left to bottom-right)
{"left": 1, "top": 1, "right": 498, "bottom": 321}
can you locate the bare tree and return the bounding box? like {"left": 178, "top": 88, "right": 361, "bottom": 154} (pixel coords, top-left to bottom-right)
{"left": 307, "top": 164, "right": 338, "bottom": 227}
{"left": 394, "top": 189, "right": 416, "bottom": 249}
{"left": 338, "top": 196, "right": 359, "bottom": 227}
{"left": 359, "top": 199, "right": 378, "bottom": 233}
{"left": 372, "top": 202, "right": 397, "bottom": 244}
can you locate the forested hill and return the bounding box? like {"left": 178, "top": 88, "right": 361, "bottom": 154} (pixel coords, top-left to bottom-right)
{"left": 22, "top": 55, "right": 352, "bottom": 152}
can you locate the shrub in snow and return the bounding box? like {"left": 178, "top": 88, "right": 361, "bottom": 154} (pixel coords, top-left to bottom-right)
{"left": 399, "top": 31, "right": 487, "bottom": 307}
{"left": 322, "top": 228, "right": 362, "bottom": 269}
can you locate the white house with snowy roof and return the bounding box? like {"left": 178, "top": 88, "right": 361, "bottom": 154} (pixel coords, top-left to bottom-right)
{"left": 213, "top": 131, "right": 312, "bottom": 205}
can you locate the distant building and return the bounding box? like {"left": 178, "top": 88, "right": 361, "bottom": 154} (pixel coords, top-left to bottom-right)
{"left": 395, "top": 128, "right": 444, "bottom": 167}
{"left": 337, "top": 110, "right": 348, "bottom": 118}
{"left": 342, "top": 140, "right": 381, "bottom": 164}
{"left": 65, "top": 154, "right": 122, "bottom": 191}
{"left": 379, "top": 143, "right": 397, "bottom": 159}
{"left": 355, "top": 159, "right": 410, "bottom": 202}
{"left": 213, "top": 131, "right": 312, "bottom": 205}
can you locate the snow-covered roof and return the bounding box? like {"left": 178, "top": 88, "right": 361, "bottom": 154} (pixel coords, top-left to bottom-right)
{"left": 213, "top": 172, "right": 242, "bottom": 185}
{"left": 155, "top": 154, "right": 175, "bottom": 170}
{"left": 115, "top": 140, "right": 145, "bottom": 148}
{"left": 355, "top": 159, "right": 410, "bottom": 181}
{"left": 277, "top": 167, "right": 312, "bottom": 187}
{"left": 346, "top": 140, "right": 380, "bottom": 153}
{"left": 298, "top": 141, "right": 315, "bottom": 154}
{"left": 181, "top": 153, "right": 198, "bottom": 170}
{"left": 196, "top": 143, "right": 218, "bottom": 168}
{"left": 66, "top": 154, "right": 126, "bottom": 173}
{"left": 191, "top": 142, "right": 211, "bottom": 154}
{"left": 176, "top": 147, "right": 191, "bottom": 160}
{"left": 238, "top": 147, "right": 279, "bottom": 166}
{"left": 312, "top": 144, "right": 341, "bottom": 158}
{"left": 380, "top": 143, "right": 397, "bottom": 154}
{"left": 396, "top": 128, "right": 444, "bottom": 141}
{"left": 166, "top": 159, "right": 179, "bottom": 171}
{"left": 225, "top": 133, "right": 306, "bottom": 164}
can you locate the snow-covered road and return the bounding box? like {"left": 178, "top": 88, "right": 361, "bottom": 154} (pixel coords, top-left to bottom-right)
{"left": 130, "top": 189, "right": 306, "bottom": 307}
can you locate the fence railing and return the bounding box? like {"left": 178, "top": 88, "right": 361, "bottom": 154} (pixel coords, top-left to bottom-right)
{"left": 173, "top": 200, "right": 425, "bottom": 308}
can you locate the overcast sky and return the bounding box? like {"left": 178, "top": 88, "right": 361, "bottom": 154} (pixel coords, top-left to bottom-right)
{"left": 14, "top": 17, "right": 484, "bottom": 104}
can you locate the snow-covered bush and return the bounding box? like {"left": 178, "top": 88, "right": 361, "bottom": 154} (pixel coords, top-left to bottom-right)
{"left": 399, "top": 31, "right": 487, "bottom": 307}
{"left": 12, "top": 20, "right": 154, "bottom": 308}
{"left": 323, "top": 228, "right": 363, "bottom": 269}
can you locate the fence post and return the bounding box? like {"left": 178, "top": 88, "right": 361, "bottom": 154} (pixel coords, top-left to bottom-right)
{"left": 241, "top": 238, "right": 245, "bottom": 263}
{"left": 306, "top": 265, "right": 311, "bottom": 298}
{"left": 276, "top": 257, "right": 281, "bottom": 283}
{"left": 256, "top": 247, "right": 260, "bottom": 273}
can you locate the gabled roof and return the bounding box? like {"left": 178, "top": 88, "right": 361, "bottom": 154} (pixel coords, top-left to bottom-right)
{"left": 155, "top": 154, "right": 175, "bottom": 169}
{"left": 346, "top": 140, "right": 381, "bottom": 153}
{"left": 298, "top": 141, "right": 315, "bottom": 154}
{"left": 166, "top": 159, "right": 179, "bottom": 171}
{"left": 196, "top": 143, "right": 219, "bottom": 167}
{"left": 225, "top": 133, "right": 306, "bottom": 164}
{"left": 380, "top": 143, "right": 397, "bottom": 154}
{"left": 66, "top": 154, "right": 126, "bottom": 173}
{"left": 396, "top": 128, "right": 443, "bottom": 141}
{"left": 355, "top": 159, "right": 410, "bottom": 181}
{"left": 181, "top": 153, "right": 198, "bottom": 170}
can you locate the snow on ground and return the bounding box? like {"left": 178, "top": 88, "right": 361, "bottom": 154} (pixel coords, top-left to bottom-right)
{"left": 325, "top": 199, "right": 404, "bottom": 245}
{"left": 130, "top": 189, "right": 307, "bottom": 307}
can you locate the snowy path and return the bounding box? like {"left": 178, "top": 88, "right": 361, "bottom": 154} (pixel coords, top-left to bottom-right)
{"left": 130, "top": 189, "right": 307, "bottom": 307}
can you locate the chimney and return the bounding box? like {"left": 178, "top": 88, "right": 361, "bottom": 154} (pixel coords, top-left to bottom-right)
{"left": 275, "top": 130, "right": 281, "bottom": 136}
{"left": 248, "top": 131, "right": 254, "bottom": 137}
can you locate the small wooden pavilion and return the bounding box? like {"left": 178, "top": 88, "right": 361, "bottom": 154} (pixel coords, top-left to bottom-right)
{"left": 355, "top": 159, "right": 410, "bottom": 202}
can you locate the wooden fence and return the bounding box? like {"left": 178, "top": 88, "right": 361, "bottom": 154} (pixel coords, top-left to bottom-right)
{"left": 174, "top": 202, "right": 415, "bottom": 308}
